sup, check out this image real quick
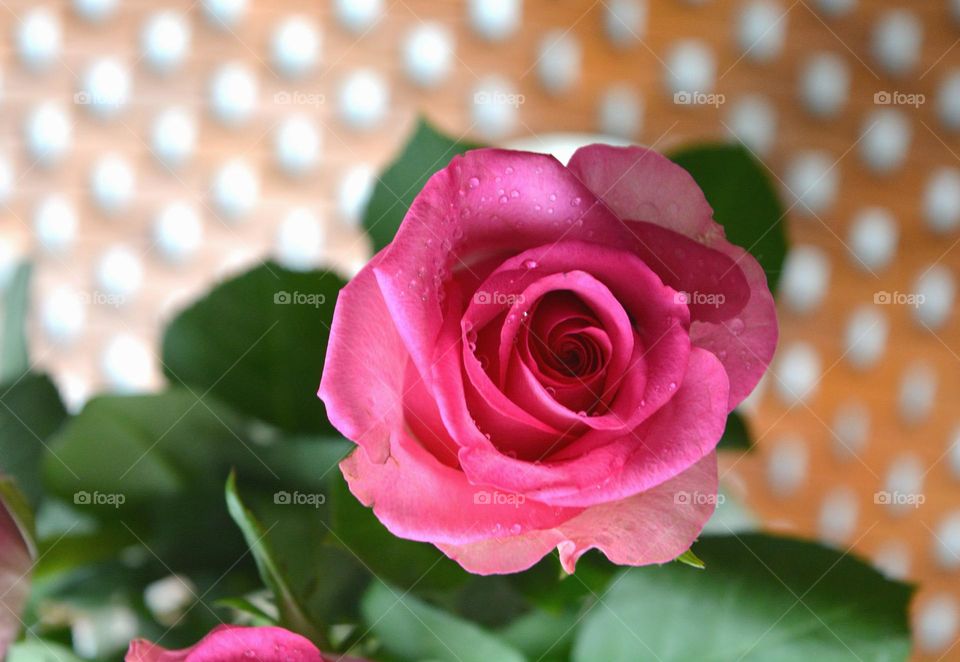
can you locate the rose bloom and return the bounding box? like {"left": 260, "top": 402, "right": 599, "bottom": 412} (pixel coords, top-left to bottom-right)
{"left": 126, "top": 625, "right": 366, "bottom": 661}
{"left": 320, "top": 145, "right": 777, "bottom": 574}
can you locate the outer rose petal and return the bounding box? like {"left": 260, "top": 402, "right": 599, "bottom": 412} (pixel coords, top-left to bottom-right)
{"left": 0, "top": 492, "right": 31, "bottom": 658}
{"left": 125, "top": 625, "right": 327, "bottom": 662}
{"left": 567, "top": 144, "right": 777, "bottom": 408}
{"left": 438, "top": 452, "right": 718, "bottom": 575}
{"left": 341, "top": 426, "right": 582, "bottom": 545}
{"left": 318, "top": 254, "right": 408, "bottom": 463}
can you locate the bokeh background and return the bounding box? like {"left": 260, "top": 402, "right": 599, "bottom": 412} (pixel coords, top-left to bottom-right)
{"left": 1, "top": 0, "right": 959, "bottom": 658}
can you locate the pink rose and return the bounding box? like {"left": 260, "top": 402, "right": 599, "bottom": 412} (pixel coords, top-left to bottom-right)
{"left": 320, "top": 145, "right": 777, "bottom": 574}
{"left": 0, "top": 487, "right": 32, "bottom": 657}
{"left": 126, "top": 624, "right": 365, "bottom": 661}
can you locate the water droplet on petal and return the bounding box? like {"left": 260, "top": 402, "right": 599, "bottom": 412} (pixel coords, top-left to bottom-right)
{"left": 468, "top": 177, "right": 480, "bottom": 188}
{"left": 523, "top": 259, "right": 538, "bottom": 269}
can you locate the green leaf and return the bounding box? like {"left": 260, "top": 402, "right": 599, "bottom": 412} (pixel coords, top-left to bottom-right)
{"left": 361, "top": 581, "right": 527, "bottom": 662}
{"left": 717, "top": 410, "right": 752, "bottom": 452}
{"left": 8, "top": 640, "right": 84, "bottom": 662}
{"left": 0, "top": 477, "right": 35, "bottom": 557}
{"left": 162, "top": 262, "right": 346, "bottom": 435}
{"left": 670, "top": 144, "right": 787, "bottom": 294}
{"left": 43, "top": 389, "right": 250, "bottom": 504}
{"left": 365, "top": 118, "right": 484, "bottom": 252}
{"left": 673, "top": 548, "right": 705, "bottom": 569}
{"left": 216, "top": 596, "right": 279, "bottom": 626}
{"left": 572, "top": 534, "right": 913, "bottom": 662}
{"left": 225, "top": 472, "right": 327, "bottom": 646}
{"left": 0, "top": 262, "right": 31, "bottom": 382}
{"left": 0, "top": 373, "right": 68, "bottom": 506}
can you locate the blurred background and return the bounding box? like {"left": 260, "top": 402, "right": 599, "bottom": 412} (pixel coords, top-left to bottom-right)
{"left": 0, "top": 0, "right": 959, "bottom": 658}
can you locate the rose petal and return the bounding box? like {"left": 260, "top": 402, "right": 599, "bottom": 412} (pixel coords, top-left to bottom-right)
{"left": 319, "top": 255, "right": 408, "bottom": 463}
{"left": 437, "top": 452, "right": 718, "bottom": 575}
{"left": 340, "top": 427, "right": 581, "bottom": 546}
{"left": 125, "top": 625, "right": 325, "bottom": 662}
{"left": 0, "top": 498, "right": 31, "bottom": 658}
{"left": 567, "top": 144, "right": 777, "bottom": 408}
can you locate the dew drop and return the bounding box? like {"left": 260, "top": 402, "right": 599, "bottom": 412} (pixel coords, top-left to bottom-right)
{"left": 468, "top": 176, "right": 480, "bottom": 188}
{"left": 549, "top": 193, "right": 557, "bottom": 202}
{"left": 499, "top": 195, "right": 508, "bottom": 204}
{"left": 510, "top": 523, "right": 522, "bottom": 534}
{"left": 505, "top": 166, "right": 514, "bottom": 175}
{"left": 729, "top": 318, "right": 745, "bottom": 335}
{"left": 571, "top": 196, "right": 582, "bottom": 206}
{"left": 523, "top": 259, "right": 539, "bottom": 269}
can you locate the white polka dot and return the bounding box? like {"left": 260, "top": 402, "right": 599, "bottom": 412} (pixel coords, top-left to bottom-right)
{"left": 471, "top": 76, "right": 519, "bottom": 139}
{"left": 737, "top": 1, "right": 787, "bottom": 63}
{"left": 882, "top": 453, "right": 924, "bottom": 516}
{"left": 948, "top": 426, "right": 960, "bottom": 481}
{"left": 845, "top": 305, "right": 888, "bottom": 370}
{"left": 781, "top": 245, "right": 830, "bottom": 315}
{"left": 144, "top": 575, "right": 196, "bottom": 626}
{"left": 859, "top": 109, "right": 911, "bottom": 174}
{"left": 598, "top": 85, "right": 643, "bottom": 139}
{"left": 95, "top": 246, "right": 143, "bottom": 303}
{"left": 403, "top": 23, "right": 454, "bottom": 88}
{"left": 151, "top": 108, "right": 197, "bottom": 169}
{"left": 275, "top": 208, "right": 324, "bottom": 271}
{"left": 141, "top": 12, "right": 191, "bottom": 75}
{"left": 917, "top": 594, "right": 960, "bottom": 654}
{"left": 101, "top": 334, "right": 154, "bottom": 393}
{"left": 80, "top": 58, "right": 131, "bottom": 119}
{"left": 0, "top": 157, "right": 12, "bottom": 207}
{"left": 726, "top": 94, "right": 777, "bottom": 156}
{"left": 212, "top": 160, "right": 259, "bottom": 223}
{"left": 537, "top": 30, "right": 581, "bottom": 96}
{"left": 874, "top": 540, "right": 910, "bottom": 580}
{"left": 274, "top": 115, "right": 321, "bottom": 178}
{"left": 913, "top": 265, "right": 955, "bottom": 330}
{"left": 90, "top": 154, "right": 135, "bottom": 215}
{"left": 818, "top": 486, "right": 858, "bottom": 544}
{"left": 784, "top": 151, "right": 838, "bottom": 216}
{"left": 604, "top": 0, "right": 646, "bottom": 48}
{"left": 73, "top": 0, "right": 117, "bottom": 23}
{"left": 664, "top": 40, "right": 716, "bottom": 95}
{"left": 936, "top": 514, "right": 960, "bottom": 571}
{"left": 847, "top": 206, "right": 898, "bottom": 271}
{"left": 34, "top": 196, "right": 77, "bottom": 255}
{"left": 813, "top": 0, "right": 856, "bottom": 17}
{"left": 25, "top": 103, "right": 72, "bottom": 168}
{"left": 0, "top": 239, "right": 19, "bottom": 291}
{"left": 335, "top": 0, "right": 383, "bottom": 33}
{"left": 338, "top": 69, "right": 389, "bottom": 130}
{"left": 202, "top": 0, "right": 248, "bottom": 30}
{"left": 338, "top": 165, "right": 375, "bottom": 227}
{"left": 18, "top": 9, "right": 62, "bottom": 71}
{"left": 832, "top": 401, "right": 869, "bottom": 460}
{"left": 766, "top": 435, "right": 808, "bottom": 497}
{"left": 899, "top": 362, "right": 937, "bottom": 426}
{"left": 58, "top": 372, "right": 91, "bottom": 414}
{"left": 41, "top": 287, "right": 86, "bottom": 346}
{"left": 209, "top": 63, "right": 258, "bottom": 127}
{"left": 153, "top": 203, "right": 203, "bottom": 265}
{"left": 938, "top": 70, "right": 960, "bottom": 132}
{"left": 799, "top": 52, "right": 849, "bottom": 118}
{"left": 775, "top": 342, "right": 821, "bottom": 404}
{"left": 469, "top": 0, "right": 521, "bottom": 41}
{"left": 924, "top": 168, "right": 960, "bottom": 234}
{"left": 872, "top": 10, "right": 922, "bottom": 77}
{"left": 272, "top": 16, "right": 321, "bottom": 79}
